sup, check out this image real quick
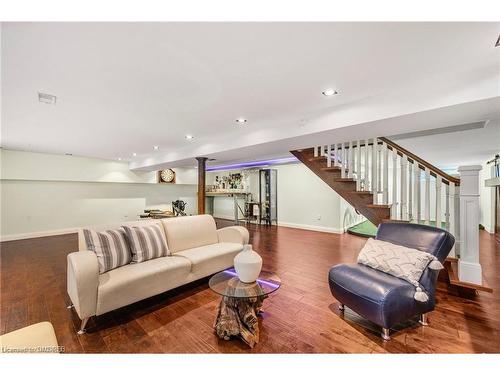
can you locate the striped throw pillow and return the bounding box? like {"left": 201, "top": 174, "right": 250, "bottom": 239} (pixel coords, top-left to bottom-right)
{"left": 122, "top": 223, "right": 169, "bottom": 263}
{"left": 83, "top": 229, "right": 132, "bottom": 274}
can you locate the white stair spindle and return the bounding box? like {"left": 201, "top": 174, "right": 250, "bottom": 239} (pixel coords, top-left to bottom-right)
{"left": 327, "top": 144, "right": 332, "bottom": 168}
{"left": 408, "top": 162, "right": 413, "bottom": 220}
{"left": 348, "top": 141, "right": 353, "bottom": 178}
{"left": 400, "top": 155, "right": 408, "bottom": 220}
{"left": 391, "top": 148, "right": 398, "bottom": 218}
{"left": 333, "top": 144, "right": 338, "bottom": 167}
{"left": 383, "top": 143, "right": 389, "bottom": 204}
{"left": 320, "top": 145, "right": 325, "bottom": 157}
{"left": 314, "top": 146, "right": 318, "bottom": 158}
{"left": 435, "top": 176, "right": 442, "bottom": 228}
{"left": 413, "top": 165, "right": 420, "bottom": 223}
{"left": 372, "top": 139, "right": 378, "bottom": 200}
{"left": 376, "top": 139, "right": 383, "bottom": 193}
{"left": 445, "top": 181, "right": 450, "bottom": 232}
{"left": 424, "top": 168, "right": 431, "bottom": 225}
{"left": 340, "top": 144, "right": 345, "bottom": 178}
{"left": 365, "top": 139, "right": 370, "bottom": 191}
{"left": 356, "top": 140, "right": 362, "bottom": 190}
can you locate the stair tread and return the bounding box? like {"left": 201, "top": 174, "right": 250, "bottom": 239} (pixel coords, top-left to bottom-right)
{"left": 320, "top": 166, "right": 341, "bottom": 171}
{"left": 366, "top": 203, "right": 392, "bottom": 209}
{"left": 333, "top": 178, "right": 356, "bottom": 182}
{"left": 350, "top": 191, "right": 372, "bottom": 195}
{"left": 308, "top": 156, "right": 327, "bottom": 162}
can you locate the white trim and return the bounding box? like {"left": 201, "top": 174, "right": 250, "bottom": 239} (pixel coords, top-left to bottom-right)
{"left": 1, "top": 227, "right": 79, "bottom": 242}
{"left": 277, "top": 221, "right": 344, "bottom": 234}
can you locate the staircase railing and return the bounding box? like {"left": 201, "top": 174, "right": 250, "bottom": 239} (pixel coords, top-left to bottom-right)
{"left": 311, "top": 137, "right": 461, "bottom": 256}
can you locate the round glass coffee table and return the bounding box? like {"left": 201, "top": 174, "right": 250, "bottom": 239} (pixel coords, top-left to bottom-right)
{"left": 209, "top": 268, "right": 281, "bottom": 348}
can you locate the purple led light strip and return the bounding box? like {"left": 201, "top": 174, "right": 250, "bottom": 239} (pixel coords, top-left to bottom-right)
{"left": 222, "top": 269, "right": 280, "bottom": 289}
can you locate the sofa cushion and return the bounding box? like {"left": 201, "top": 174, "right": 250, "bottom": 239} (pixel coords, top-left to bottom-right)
{"left": 123, "top": 222, "right": 170, "bottom": 262}
{"left": 161, "top": 214, "right": 219, "bottom": 253}
{"left": 96, "top": 255, "right": 191, "bottom": 315}
{"left": 78, "top": 219, "right": 163, "bottom": 252}
{"left": 83, "top": 228, "right": 131, "bottom": 273}
{"left": 173, "top": 242, "right": 243, "bottom": 277}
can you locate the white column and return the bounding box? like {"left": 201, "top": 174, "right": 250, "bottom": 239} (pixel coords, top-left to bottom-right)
{"left": 327, "top": 144, "right": 332, "bottom": 167}
{"left": 457, "top": 165, "right": 482, "bottom": 285}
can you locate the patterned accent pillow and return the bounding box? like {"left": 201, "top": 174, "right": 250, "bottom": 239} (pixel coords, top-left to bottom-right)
{"left": 357, "top": 238, "right": 443, "bottom": 302}
{"left": 83, "top": 229, "right": 132, "bottom": 274}
{"left": 122, "top": 223, "right": 169, "bottom": 263}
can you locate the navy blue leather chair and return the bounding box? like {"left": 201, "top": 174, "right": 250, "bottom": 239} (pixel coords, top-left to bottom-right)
{"left": 328, "top": 222, "right": 455, "bottom": 340}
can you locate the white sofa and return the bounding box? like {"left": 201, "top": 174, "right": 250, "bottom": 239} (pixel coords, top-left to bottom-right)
{"left": 67, "top": 214, "right": 249, "bottom": 333}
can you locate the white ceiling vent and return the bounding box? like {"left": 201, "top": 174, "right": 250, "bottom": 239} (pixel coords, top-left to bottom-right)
{"left": 38, "top": 92, "right": 57, "bottom": 105}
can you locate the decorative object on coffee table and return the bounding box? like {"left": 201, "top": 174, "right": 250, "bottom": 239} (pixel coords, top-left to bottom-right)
{"left": 234, "top": 244, "right": 263, "bottom": 283}
{"left": 209, "top": 268, "right": 281, "bottom": 348}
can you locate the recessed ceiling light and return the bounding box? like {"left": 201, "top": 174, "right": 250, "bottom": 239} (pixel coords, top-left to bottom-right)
{"left": 322, "top": 88, "right": 338, "bottom": 97}
{"left": 118, "top": 157, "right": 122, "bottom": 161}
{"left": 153, "top": 145, "right": 159, "bottom": 150}
{"left": 132, "top": 152, "right": 137, "bottom": 157}
{"left": 185, "top": 135, "right": 194, "bottom": 140}
{"left": 235, "top": 118, "right": 247, "bottom": 124}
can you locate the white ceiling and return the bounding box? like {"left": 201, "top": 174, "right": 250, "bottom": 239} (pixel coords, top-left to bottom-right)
{"left": 1, "top": 22, "right": 499, "bottom": 169}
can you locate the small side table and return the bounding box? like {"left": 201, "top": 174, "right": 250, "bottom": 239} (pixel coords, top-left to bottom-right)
{"left": 208, "top": 268, "right": 281, "bottom": 348}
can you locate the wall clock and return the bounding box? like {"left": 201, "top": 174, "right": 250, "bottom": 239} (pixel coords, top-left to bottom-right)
{"left": 159, "top": 169, "right": 176, "bottom": 183}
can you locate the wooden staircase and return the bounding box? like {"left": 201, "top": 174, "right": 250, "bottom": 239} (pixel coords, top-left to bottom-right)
{"left": 291, "top": 137, "right": 492, "bottom": 295}
{"left": 291, "top": 148, "right": 391, "bottom": 225}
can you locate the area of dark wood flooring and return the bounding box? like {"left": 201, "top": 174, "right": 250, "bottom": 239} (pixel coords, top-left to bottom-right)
{"left": 1, "top": 219, "right": 499, "bottom": 353}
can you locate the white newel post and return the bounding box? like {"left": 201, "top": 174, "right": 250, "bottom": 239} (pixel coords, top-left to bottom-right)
{"left": 457, "top": 165, "right": 482, "bottom": 285}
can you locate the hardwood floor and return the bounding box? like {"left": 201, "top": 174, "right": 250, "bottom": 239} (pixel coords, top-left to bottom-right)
{"left": 1, "top": 220, "right": 499, "bottom": 353}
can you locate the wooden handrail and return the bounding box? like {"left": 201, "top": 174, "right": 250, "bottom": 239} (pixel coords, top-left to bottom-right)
{"left": 379, "top": 137, "right": 460, "bottom": 186}
{"left": 306, "top": 137, "right": 460, "bottom": 186}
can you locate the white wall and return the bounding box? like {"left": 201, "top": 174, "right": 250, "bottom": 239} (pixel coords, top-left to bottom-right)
{"left": 0, "top": 150, "right": 197, "bottom": 240}
{"left": 208, "top": 163, "right": 363, "bottom": 233}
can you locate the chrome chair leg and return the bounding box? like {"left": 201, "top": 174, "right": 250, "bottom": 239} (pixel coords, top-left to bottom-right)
{"left": 419, "top": 313, "right": 429, "bottom": 326}
{"left": 77, "top": 317, "right": 89, "bottom": 335}
{"left": 381, "top": 327, "right": 391, "bottom": 340}
{"left": 338, "top": 303, "right": 345, "bottom": 311}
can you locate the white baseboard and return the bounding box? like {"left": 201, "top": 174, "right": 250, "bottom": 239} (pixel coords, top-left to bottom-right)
{"left": 213, "top": 215, "right": 343, "bottom": 234}
{"left": 1, "top": 217, "right": 345, "bottom": 242}
{"left": 0, "top": 227, "right": 79, "bottom": 242}
{"left": 277, "top": 221, "right": 344, "bottom": 234}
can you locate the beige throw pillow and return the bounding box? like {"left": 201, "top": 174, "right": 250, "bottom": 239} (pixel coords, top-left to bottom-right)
{"left": 357, "top": 238, "right": 443, "bottom": 302}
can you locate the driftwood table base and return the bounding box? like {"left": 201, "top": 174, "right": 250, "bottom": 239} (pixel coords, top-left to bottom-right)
{"left": 213, "top": 281, "right": 267, "bottom": 348}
